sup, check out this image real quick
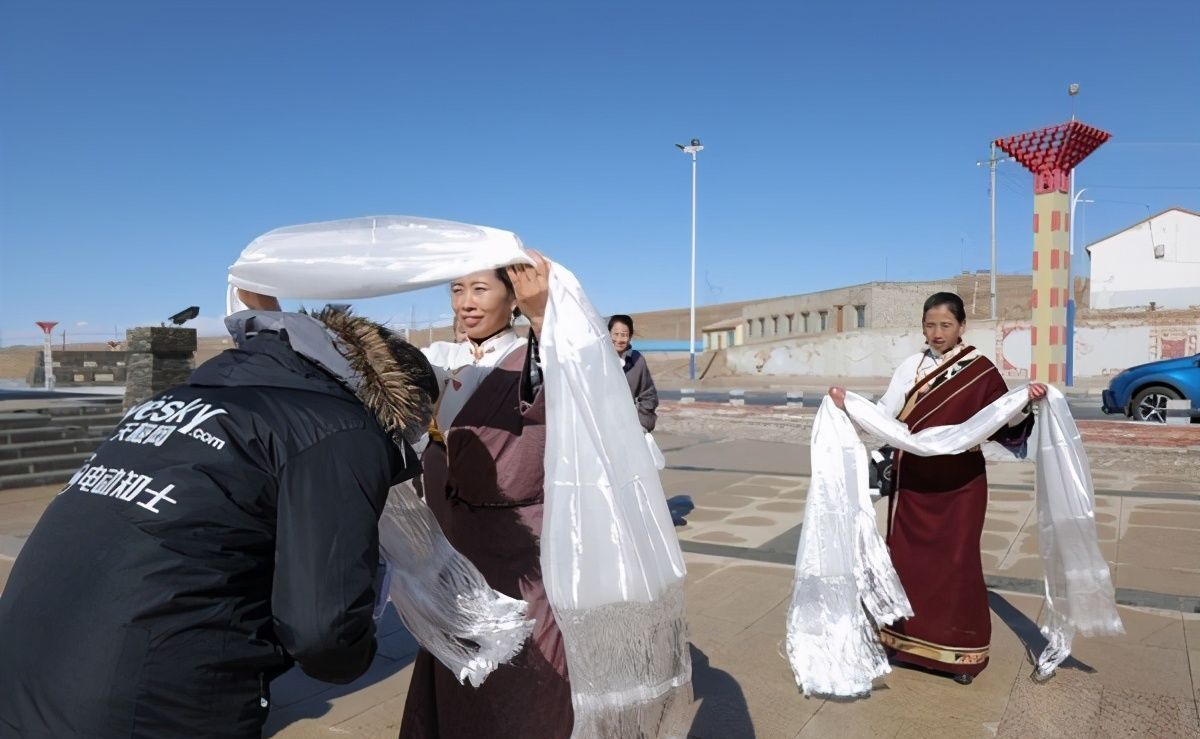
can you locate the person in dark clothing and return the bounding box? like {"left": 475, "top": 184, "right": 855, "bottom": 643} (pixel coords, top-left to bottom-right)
{"left": 0, "top": 302, "right": 437, "bottom": 739}
{"left": 608, "top": 314, "right": 659, "bottom": 432}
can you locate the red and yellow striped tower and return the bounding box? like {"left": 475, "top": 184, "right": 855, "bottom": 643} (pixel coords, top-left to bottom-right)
{"left": 994, "top": 121, "right": 1109, "bottom": 385}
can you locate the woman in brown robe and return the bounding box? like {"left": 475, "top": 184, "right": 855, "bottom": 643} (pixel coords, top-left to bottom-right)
{"left": 400, "top": 254, "right": 574, "bottom": 738}
{"left": 837, "top": 292, "right": 1045, "bottom": 685}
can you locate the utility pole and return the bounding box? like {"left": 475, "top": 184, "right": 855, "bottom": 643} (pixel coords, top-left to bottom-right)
{"left": 977, "top": 144, "right": 1009, "bottom": 320}
{"left": 989, "top": 143, "right": 997, "bottom": 320}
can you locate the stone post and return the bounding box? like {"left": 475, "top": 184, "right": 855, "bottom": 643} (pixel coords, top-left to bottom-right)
{"left": 123, "top": 327, "right": 197, "bottom": 409}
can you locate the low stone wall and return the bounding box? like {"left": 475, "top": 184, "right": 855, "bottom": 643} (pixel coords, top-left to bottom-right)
{"left": 27, "top": 350, "right": 127, "bottom": 386}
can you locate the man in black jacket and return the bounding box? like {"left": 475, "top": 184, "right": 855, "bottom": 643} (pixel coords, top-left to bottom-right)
{"left": 0, "top": 304, "right": 436, "bottom": 738}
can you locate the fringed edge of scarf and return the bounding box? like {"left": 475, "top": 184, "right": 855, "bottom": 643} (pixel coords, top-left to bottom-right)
{"left": 379, "top": 486, "right": 534, "bottom": 688}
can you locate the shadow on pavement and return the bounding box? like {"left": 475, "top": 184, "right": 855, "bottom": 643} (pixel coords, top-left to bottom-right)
{"left": 265, "top": 606, "right": 417, "bottom": 735}
{"left": 988, "top": 591, "right": 1095, "bottom": 674}
{"left": 688, "top": 643, "right": 756, "bottom": 738}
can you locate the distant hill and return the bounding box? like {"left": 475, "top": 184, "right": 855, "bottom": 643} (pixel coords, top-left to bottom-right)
{"left": 623, "top": 300, "right": 760, "bottom": 341}
{"left": 0, "top": 337, "right": 234, "bottom": 381}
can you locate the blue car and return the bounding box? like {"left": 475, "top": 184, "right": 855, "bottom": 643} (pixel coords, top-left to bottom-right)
{"left": 1101, "top": 353, "right": 1200, "bottom": 423}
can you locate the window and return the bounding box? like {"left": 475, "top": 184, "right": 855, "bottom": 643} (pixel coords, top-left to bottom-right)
{"left": 786, "top": 314, "right": 795, "bottom": 333}
{"left": 801, "top": 312, "right": 810, "bottom": 333}
{"left": 726, "top": 330, "right": 736, "bottom": 346}
{"left": 855, "top": 305, "right": 866, "bottom": 328}
{"left": 757, "top": 318, "right": 766, "bottom": 336}
{"left": 818, "top": 311, "right": 828, "bottom": 331}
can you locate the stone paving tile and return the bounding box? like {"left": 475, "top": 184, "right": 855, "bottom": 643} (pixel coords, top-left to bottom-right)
{"left": 685, "top": 492, "right": 759, "bottom": 511}
{"left": 1116, "top": 564, "right": 1200, "bottom": 599}
{"left": 685, "top": 562, "right": 792, "bottom": 627}
{"left": 7, "top": 427, "right": 1200, "bottom": 738}
{"left": 668, "top": 439, "right": 809, "bottom": 477}
{"left": 325, "top": 692, "right": 408, "bottom": 738}
{"left": 997, "top": 667, "right": 1104, "bottom": 737}
{"left": 0, "top": 557, "right": 13, "bottom": 597}
{"left": 692, "top": 673, "right": 820, "bottom": 739}
{"left": 1190, "top": 649, "right": 1200, "bottom": 723}
{"left": 683, "top": 514, "right": 797, "bottom": 550}
{"left": 748, "top": 475, "right": 808, "bottom": 487}
{"left": 721, "top": 484, "right": 785, "bottom": 499}
{"left": 0, "top": 484, "right": 59, "bottom": 505}
{"left": 982, "top": 517, "right": 1021, "bottom": 533}
{"left": 0, "top": 497, "right": 56, "bottom": 537}
{"left": 688, "top": 531, "right": 749, "bottom": 545}
{"left": 265, "top": 653, "right": 413, "bottom": 737}
{"left": 1090, "top": 607, "right": 1184, "bottom": 651}
{"left": 1128, "top": 509, "right": 1200, "bottom": 529}
{"left": 1133, "top": 481, "right": 1200, "bottom": 493}
{"left": 1185, "top": 614, "right": 1200, "bottom": 646}
{"left": 660, "top": 468, "right": 750, "bottom": 496}
{"left": 756, "top": 500, "right": 805, "bottom": 514}
{"left": 687, "top": 612, "right": 754, "bottom": 654}
{"left": 1068, "top": 638, "right": 1195, "bottom": 700}
{"left": 678, "top": 507, "right": 738, "bottom": 525}
{"left": 990, "top": 490, "right": 1034, "bottom": 502}
{"left": 654, "top": 431, "right": 713, "bottom": 452}
{"left": 1095, "top": 687, "right": 1200, "bottom": 738}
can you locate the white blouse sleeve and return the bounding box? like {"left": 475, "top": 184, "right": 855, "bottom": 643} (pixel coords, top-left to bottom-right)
{"left": 877, "top": 354, "right": 922, "bottom": 419}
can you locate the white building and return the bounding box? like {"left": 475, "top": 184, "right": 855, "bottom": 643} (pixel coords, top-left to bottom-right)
{"left": 1087, "top": 207, "right": 1200, "bottom": 310}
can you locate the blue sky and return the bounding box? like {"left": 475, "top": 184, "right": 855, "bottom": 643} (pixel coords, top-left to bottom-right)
{"left": 2, "top": 0, "right": 1198, "bottom": 345}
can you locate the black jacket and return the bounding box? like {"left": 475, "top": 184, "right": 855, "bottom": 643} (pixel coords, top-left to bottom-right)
{"left": 0, "top": 327, "right": 419, "bottom": 738}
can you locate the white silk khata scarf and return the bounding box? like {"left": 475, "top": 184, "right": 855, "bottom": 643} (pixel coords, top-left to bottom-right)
{"left": 786, "top": 386, "right": 1123, "bottom": 697}
{"left": 227, "top": 215, "right": 692, "bottom": 737}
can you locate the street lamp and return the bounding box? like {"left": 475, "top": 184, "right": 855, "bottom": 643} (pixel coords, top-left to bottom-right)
{"left": 1065, "top": 82, "right": 1080, "bottom": 385}
{"left": 675, "top": 138, "right": 703, "bottom": 380}
{"left": 1066, "top": 187, "right": 1093, "bottom": 386}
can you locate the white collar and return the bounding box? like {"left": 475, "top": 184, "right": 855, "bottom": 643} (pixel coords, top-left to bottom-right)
{"left": 466, "top": 329, "right": 521, "bottom": 364}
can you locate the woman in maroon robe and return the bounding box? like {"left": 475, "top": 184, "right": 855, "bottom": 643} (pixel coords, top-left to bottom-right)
{"left": 400, "top": 254, "right": 574, "bottom": 738}
{"left": 839, "top": 292, "right": 1045, "bottom": 685}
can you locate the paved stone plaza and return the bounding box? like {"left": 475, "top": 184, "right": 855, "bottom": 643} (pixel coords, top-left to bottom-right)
{"left": 1, "top": 403, "right": 1198, "bottom": 737}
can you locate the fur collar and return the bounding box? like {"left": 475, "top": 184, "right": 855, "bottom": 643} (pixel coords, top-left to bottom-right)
{"left": 307, "top": 306, "right": 433, "bottom": 437}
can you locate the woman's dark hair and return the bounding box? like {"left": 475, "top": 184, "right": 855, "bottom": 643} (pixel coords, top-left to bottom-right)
{"left": 608, "top": 314, "right": 634, "bottom": 334}
{"left": 493, "top": 268, "right": 522, "bottom": 318}
{"left": 923, "top": 292, "right": 966, "bottom": 323}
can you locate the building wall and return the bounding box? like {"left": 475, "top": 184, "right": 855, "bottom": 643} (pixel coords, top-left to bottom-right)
{"left": 1090, "top": 210, "right": 1200, "bottom": 310}
{"left": 725, "top": 311, "right": 1200, "bottom": 380}
{"left": 866, "top": 282, "right": 956, "bottom": 328}
{"left": 738, "top": 280, "right": 955, "bottom": 343}
{"left": 703, "top": 323, "right": 744, "bottom": 351}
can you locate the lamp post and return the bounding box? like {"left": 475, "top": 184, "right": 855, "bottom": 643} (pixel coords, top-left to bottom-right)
{"left": 1066, "top": 186, "right": 1091, "bottom": 386}
{"left": 675, "top": 138, "right": 703, "bottom": 380}
{"left": 977, "top": 145, "right": 1011, "bottom": 319}
{"left": 1065, "top": 81, "right": 1081, "bottom": 386}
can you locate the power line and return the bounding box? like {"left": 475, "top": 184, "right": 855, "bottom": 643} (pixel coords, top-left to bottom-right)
{"left": 994, "top": 170, "right": 1026, "bottom": 197}
{"left": 1079, "top": 184, "right": 1200, "bottom": 191}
